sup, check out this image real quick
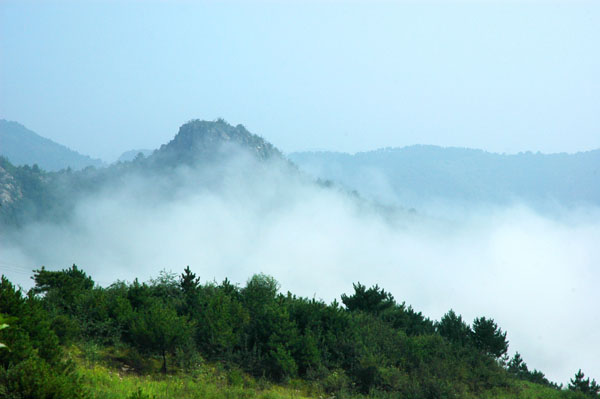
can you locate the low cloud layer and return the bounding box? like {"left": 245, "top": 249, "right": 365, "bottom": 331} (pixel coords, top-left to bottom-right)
{"left": 2, "top": 154, "right": 598, "bottom": 384}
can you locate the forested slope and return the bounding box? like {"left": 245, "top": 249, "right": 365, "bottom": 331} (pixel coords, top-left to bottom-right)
{"left": 1, "top": 267, "right": 598, "bottom": 398}
{"left": 0, "top": 119, "right": 292, "bottom": 228}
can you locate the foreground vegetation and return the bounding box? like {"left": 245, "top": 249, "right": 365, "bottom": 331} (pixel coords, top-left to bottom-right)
{"left": 1, "top": 265, "right": 598, "bottom": 398}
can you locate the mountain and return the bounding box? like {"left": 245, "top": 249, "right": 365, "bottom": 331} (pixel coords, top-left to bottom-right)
{"left": 117, "top": 149, "right": 153, "bottom": 163}
{"left": 0, "top": 120, "right": 104, "bottom": 171}
{"left": 0, "top": 119, "right": 291, "bottom": 227}
{"left": 289, "top": 146, "right": 600, "bottom": 208}
{"left": 149, "top": 119, "right": 283, "bottom": 167}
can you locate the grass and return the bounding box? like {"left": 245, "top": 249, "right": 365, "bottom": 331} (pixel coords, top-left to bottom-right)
{"left": 484, "top": 381, "right": 585, "bottom": 399}
{"left": 78, "top": 365, "right": 309, "bottom": 399}
{"left": 70, "top": 345, "right": 316, "bottom": 399}
{"left": 69, "top": 345, "right": 583, "bottom": 399}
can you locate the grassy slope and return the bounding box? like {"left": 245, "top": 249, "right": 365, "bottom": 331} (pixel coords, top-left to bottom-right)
{"left": 71, "top": 346, "right": 314, "bottom": 399}
{"left": 71, "top": 345, "right": 573, "bottom": 399}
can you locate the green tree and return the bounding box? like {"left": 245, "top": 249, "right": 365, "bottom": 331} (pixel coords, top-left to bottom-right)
{"left": 436, "top": 309, "right": 471, "bottom": 346}
{"left": 507, "top": 352, "right": 528, "bottom": 376}
{"left": 241, "top": 274, "right": 298, "bottom": 380}
{"left": 341, "top": 283, "right": 395, "bottom": 315}
{"left": 129, "top": 299, "right": 192, "bottom": 373}
{"left": 32, "top": 264, "right": 94, "bottom": 312}
{"left": 179, "top": 266, "right": 201, "bottom": 316}
{"left": 471, "top": 317, "right": 508, "bottom": 359}
{"left": 569, "top": 369, "right": 600, "bottom": 397}
{"left": 0, "top": 276, "right": 86, "bottom": 398}
{"left": 195, "top": 283, "right": 249, "bottom": 357}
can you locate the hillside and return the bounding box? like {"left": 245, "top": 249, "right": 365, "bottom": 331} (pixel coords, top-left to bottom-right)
{"left": 289, "top": 146, "right": 600, "bottom": 208}
{"left": 0, "top": 120, "right": 105, "bottom": 171}
{"left": 3, "top": 266, "right": 598, "bottom": 399}
{"left": 0, "top": 119, "right": 294, "bottom": 227}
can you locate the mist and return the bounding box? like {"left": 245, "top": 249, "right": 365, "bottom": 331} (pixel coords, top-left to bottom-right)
{"left": 2, "top": 148, "right": 599, "bottom": 385}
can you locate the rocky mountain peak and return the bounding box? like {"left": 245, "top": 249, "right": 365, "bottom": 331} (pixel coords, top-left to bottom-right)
{"left": 151, "top": 119, "right": 282, "bottom": 166}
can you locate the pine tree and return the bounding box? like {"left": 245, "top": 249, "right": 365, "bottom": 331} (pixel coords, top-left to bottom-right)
{"left": 471, "top": 317, "right": 509, "bottom": 359}
{"left": 569, "top": 369, "right": 600, "bottom": 396}
{"left": 437, "top": 309, "right": 471, "bottom": 346}
{"left": 507, "top": 352, "right": 528, "bottom": 376}
{"left": 341, "top": 283, "right": 395, "bottom": 315}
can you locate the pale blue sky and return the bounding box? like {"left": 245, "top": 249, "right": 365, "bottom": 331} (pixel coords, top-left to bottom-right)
{"left": 1, "top": 0, "right": 599, "bottom": 161}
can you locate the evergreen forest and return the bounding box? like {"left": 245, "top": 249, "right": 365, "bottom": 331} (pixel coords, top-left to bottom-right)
{"left": 1, "top": 265, "right": 598, "bottom": 399}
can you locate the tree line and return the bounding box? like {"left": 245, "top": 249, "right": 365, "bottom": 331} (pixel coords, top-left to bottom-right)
{"left": 1, "top": 265, "right": 598, "bottom": 399}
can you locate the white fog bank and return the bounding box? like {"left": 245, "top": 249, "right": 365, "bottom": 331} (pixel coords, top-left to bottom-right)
{"left": 1, "top": 158, "right": 598, "bottom": 385}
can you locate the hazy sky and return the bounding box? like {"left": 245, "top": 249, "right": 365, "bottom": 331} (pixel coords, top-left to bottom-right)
{"left": 1, "top": 0, "right": 599, "bottom": 161}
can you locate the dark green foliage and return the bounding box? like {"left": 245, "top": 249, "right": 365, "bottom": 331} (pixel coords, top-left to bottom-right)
{"left": 0, "top": 276, "right": 87, "bottom": 398}
{"left": 129, "top": 298, "right": 192, "bottom": 373}
{"left": 1, "top": 268, "right": 591, "bottom": 399}
{"left": 180, "top": 266, "right": 200, "bottom": 315}
{"left": 507, "top": 352, "right": 554, "bottom": 387}
{"left": 342, "top": 283, "right": 434, "bottom": 336}
{"left": 569, "top": 369, "right": 600, "bottom": 398}
{"left": 437, "top": 309, "right": 471, "bottom": 346}
{"left": 381, "top": 303, "right": 435, "bottom": 336}
{"left": 241, "top": 274, "right": 298, "bottom": 380}
{"left": 194, "top": 283, "right": 248, "bottom": 358}
{"left": 341, "top": 282, "right": 395, "bottom": 315}
{"left": 508, "top": 352, "right": 529, "bottom": 376}
{"left": 471, "top": 316, "right": 509, "bottom": 359}
{"left": 32, "top": 264, "right": 94, "bottom": 311}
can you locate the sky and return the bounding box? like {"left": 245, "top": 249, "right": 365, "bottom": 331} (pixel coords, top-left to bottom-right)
{"left": 1, "top": 0, "right": 599, "bottom": 162}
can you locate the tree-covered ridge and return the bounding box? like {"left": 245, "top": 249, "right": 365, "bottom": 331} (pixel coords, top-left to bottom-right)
{"left": 289, "top": 146, "right": 600, "bottom": 207}
{"left": 0, "top": 156, "right": 57, "bottom": 226}
{"left": 1, "top": 266, "right": 598, "bottom": 399}
{"left": 0, "top": 119, "right": 293, "bottom": 228}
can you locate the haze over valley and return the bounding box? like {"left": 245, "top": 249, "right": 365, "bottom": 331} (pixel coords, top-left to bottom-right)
{"left": 1, "top": 119, "right": 599, "bottom": 386}
{"left": 1, "top": 2, "right": 599, "bottom": 398}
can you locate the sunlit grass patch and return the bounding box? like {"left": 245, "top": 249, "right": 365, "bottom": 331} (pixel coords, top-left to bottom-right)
{"left": 73, "top": 346, "right": 315, "bottom": 399}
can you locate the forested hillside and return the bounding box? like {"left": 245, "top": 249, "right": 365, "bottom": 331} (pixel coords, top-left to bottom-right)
{"left": 0, "top": 119, "right": 293, "bottom": 228}
{"left": 1, "top": 266, "right": 598, "bottom": 399}
{"left": 289, "top": 147, "right": 600, "bottom": 208}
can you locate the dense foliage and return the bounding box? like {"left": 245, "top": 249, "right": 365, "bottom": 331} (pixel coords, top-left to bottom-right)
{"left": 1, "top": 266, "right": 597, "bottom": 398}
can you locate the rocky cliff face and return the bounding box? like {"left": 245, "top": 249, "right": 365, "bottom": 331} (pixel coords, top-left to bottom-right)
{"left": 0, "top": 161, "right": 23, "bottom": 207}
{"left": 149, "top": 119, "right": 283, "bottom": 167}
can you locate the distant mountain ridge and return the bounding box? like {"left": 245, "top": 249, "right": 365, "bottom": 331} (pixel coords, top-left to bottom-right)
{"left": 0, "top": 120, "right": 104, "bottom": 171}
{"left": 289, "top": 145, "right": 600, "bottom": 207}
{"left": 0, "top": 119, "right": 291, "bottom": 227}
{"left": 117, "top": 149, "right": 153, "bottom": 163}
